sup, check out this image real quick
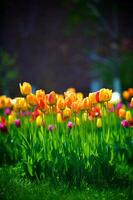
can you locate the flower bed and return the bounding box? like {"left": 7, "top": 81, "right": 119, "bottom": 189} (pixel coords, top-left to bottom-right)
{"left": 0, "top": 83, "right": 133, "bottom": 185}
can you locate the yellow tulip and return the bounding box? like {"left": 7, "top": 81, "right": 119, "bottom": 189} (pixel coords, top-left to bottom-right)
{"left": 36, "top": 115, "right": 43, "bottom": 126}
{"left": 63, "top": 107, "right": 71, "bottom": 118}
{"left": 97, "top": 118, "right": 102, "bottom": 128}
{"left": 76, "top": 117, "right": 80, "bottom": 125}
{"left": 82, "top": 112, "right": 88, "bottom": 122}
{"left": 126, "top": 111, "right": 132, "bottom": 121}
{"left": 14, "top": 97, "right": 28, "bottom": 111}
{"left": 99, "top": 88, "right": 112, "bottom": 102}
{"left": 8, "top": 115, "right": 15, "bottom": 125}
{"left": 88, "top": 92, "right": 97, "bottom": 104}
{"left": 57, "top": 98, "right": 66, "bottom": 110}
{"left": 77, "top": 92, "right": 84, "bottom": 100}
{"left": 19, "top": 82, "right": 32, "bottom": 95}
{"left": 36, "top": 89, "right": 45, "bottom": 100}
{"left": 57, "top": 113, "right": 62, "bottom": 123}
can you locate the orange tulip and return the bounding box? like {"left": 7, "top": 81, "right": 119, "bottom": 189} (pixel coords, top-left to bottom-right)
{"left": 19, "top": 82, "right": 32, "bottom": 95}
{"left": 57, "top": 98, "right": 66, "bottom": 110}
{"left": 128, "top": 88, "right": 133, "bottom": 97}
{"left": 26, "top": 93, "right": 37, "bottom": 105}
{"left": 122, "top": 91, "right": 130, "bottom": 100}
{"left": 105, "top": 101, "right": 114, "bottom": 110}
{"left": 81, "top": 97, "right": 91, "bottom": 110}
{"left": 0, "top": 96, "right": 12, "bottom": 108}
{"left": 71, "top": 101, "right": 81, "bottom": 113}
{"left": 119, "top": 108, "right": 126, "bottom": 118}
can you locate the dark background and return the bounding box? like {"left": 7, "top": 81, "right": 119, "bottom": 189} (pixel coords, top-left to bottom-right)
{"left": 0, "top": 0, "right": 133, "bottom": 96}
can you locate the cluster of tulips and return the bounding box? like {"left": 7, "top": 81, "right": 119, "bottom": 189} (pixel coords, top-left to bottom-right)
{"left": 0, "top": 82, "right": 133, "bottom": 133}
{"left": 0, "top": 82, "right": 133, "bottom": 183}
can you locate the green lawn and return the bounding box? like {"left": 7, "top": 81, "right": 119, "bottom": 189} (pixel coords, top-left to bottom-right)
{"left": 0, "top": 166, "right": 132, "bottom": 200}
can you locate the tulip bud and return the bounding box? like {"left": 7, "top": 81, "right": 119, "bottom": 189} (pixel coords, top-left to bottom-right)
{"left": 57, "top": 113, "right": 62, "bottom": 123}
{"left": 15, "top": 119, "right": 21, "bottom": 127}
{"left": 63, "top": 107, "right": 71, "bottom": 118}
{"left": 76, "top": 117, "right": 80, "bottom": 125}
{"left": 97, "top": 118, "right": 102, "bottom": 128}
{"left": 130, "top": 98, "right": 133, "bottom": 108}
{"left": 82, "top": 112, "right": 88, "bottom": 122}
{"left": 126, "top": 111, "right": 132, "bottom": 121}
{"left": 48, "top": 124, "right": 56, "bottom": 132}
{"left": 4, "top": 108, "right": 11, "bottom": 115}
{"left": 36, "top": 115, "right": 43, "bottom": 126}
{"left": 8, "top": 115, "right": 15, "bottom": 125}
{"left": 67, "top": 121, "right": 73, "bottom": 129}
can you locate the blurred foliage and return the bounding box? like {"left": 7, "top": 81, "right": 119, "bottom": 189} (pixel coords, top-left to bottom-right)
{"left": 61, "top": 0, "right": 99, "bottom": 35}
{"left": 119, "top": 51, "right": 133, "bottom": 90}
{"left": 0, "top": 49, "right": 18, "bottom": 95}
{"left": 94, "top": 51, "right": 133, "bottom": 89}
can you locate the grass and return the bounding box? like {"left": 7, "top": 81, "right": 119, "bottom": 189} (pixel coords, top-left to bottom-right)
{"left": 0, "top": 166, "right": 132, "bottom": 200}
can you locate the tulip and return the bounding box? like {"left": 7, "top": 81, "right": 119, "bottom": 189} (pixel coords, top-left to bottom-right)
{"left": 67, "top": 121, "right": 73, "bottom": 129}
{"left": 97, "top": 118, "right": 102, "bottom": 128}
{"left": 76, "top": 117, "right": 80, "bottom": 125}
{"left": 5, "top": 97, "right": 12, "bottom": 108}
{"left": 121, "top": 120, "right": 129, "bottom": 128}
{"left": 128, "top": 88, "right": 133, "bottom": 97}
{"left": 119, "top": 108, "right": 126, "bottom": 118}
{"left": 19, "top": 82, "right": 32, "bottom": 95}
{"left": 130, "top": 98, "right": 133, "bottom": 108}
{"left": 26, "top": 93, "right": 37, "bottom": 105}
{"left": 71, "top": 101, "right": 81, "bottom": 113}
{"left": 110, "top": 92, "right": 121, "bottom": 105}
{"left": 46, "top": 91, "right": 57, "bottom": 105}
{"left": 82, "top": 97, "right": 91, "bottom": 110}
{"left": 8, "top": 115, "right": 15, "bottom": 125}
{"left": 88, "top": 92, "right": 98, "bottom": 104}
{"left": 63, "top": 107, "right": 71, "bottom": 118}
{"left": 82, "top": 112, "right": 88, "bottom": 122}
{"left": 15, "top": 119, "right": 21, "bottom": 127}
{"left": 57, "top": 113, "right": 62, "bottom": 123}
{"left": 48, "top": 124, "right": 56, "bottom": 132}
{"left": 4, "top": 108, "right": 11, "bottom": 115}
{"left": 0, "top": 123, "right": 8, "bottom": 133}
{"left": 14, "top": 97, "right": 28, "bottom": 111}
{"left": 99, "top": 88, "right": 112, "bottom": 102}
{"left": 36, "top": 115, "right": 43, "bottom": 126}
{"left": 0, "top": 96, "right": 7, "bottom": 109}
{"left": 126, "top": 111, "right": 132, "bottom": 121}
{"left": 36, "top": 89, "right": 45, "bottom": 100}
{"left": 57, "top": 98, "right": 66, "bottom": 110}
{"left": 77, "top": 92, "right": 84, "bottom": 100}
{"left": 122, "top": 91, "right": 130, "bottom": 100}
